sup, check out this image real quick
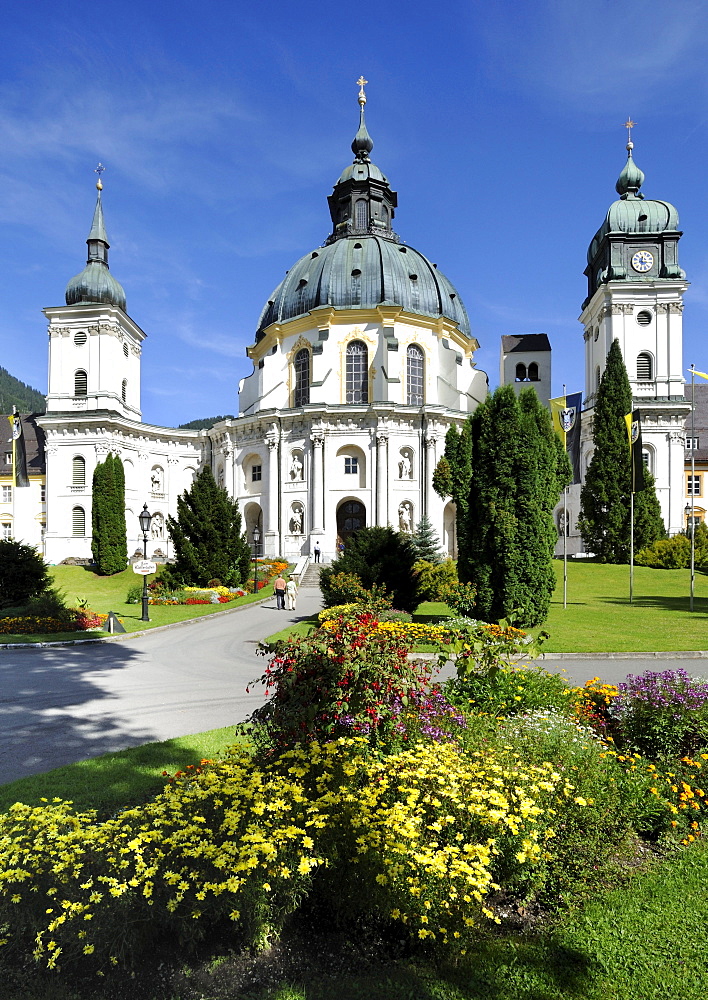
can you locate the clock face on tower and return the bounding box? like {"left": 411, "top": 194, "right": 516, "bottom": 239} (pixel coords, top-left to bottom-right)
{"left": 631, "top": 250, "right": 654, "bottom": 273}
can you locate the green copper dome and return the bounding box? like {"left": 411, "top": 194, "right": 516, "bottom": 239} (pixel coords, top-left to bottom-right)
{"left": 587, "top": 146, "right": 680, "bottom": 265}
{"left": 256, "top": 88, "right": 470, "bottom": 339}
{"left": 65, "top": 184, "right": 126, "bottom": 310}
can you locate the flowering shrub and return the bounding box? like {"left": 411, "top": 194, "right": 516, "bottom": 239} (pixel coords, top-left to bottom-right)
{"left": 444, "top": 662, "right": 577, "bottom": 719}
{"left": 609, "top": 669, "right": 708, "bottom": 759}
{"left": 248, "top": 612, "right": 432, "bottom": 751}
{"left": 319, "top": 571, "right": 393, "bottom": 610}
{"left": 0, "top": 738, "right": 579, "bottom": 970}
{"left": 573, "top": 676, "right": 619, "bottom": 735}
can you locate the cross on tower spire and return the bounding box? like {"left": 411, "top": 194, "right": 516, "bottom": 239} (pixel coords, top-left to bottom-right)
{"left": 621, "top": 118, "right": 637, "bottom": 152}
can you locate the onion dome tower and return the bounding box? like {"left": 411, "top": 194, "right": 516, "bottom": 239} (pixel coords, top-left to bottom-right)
{"left": 65, "top": 170, "right": 127, "bottom": 310}
{"left": 255, "top": 79, "right": 471, "bottom": 340}
{"left": 579, "top": 121, "right": 689, "bottom": 538}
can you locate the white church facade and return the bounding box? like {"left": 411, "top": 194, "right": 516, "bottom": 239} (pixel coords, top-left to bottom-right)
{"left": 35, "top": 84, "right": 487, "bottom": 566}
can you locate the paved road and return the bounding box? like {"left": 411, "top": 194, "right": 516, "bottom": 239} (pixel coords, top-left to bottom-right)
{"left": 0, "top": 590, "right": 324, "bottom": 785}
{"left": 3, "top": 593, "right": 708, "bottom": 784}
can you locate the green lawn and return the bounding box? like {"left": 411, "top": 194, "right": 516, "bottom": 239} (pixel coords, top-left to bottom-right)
{"left": 541, "top": 559, "right": 708, "bottom": 652}
{"left": 0, "top": 566, "right": 274, "bottom": 643}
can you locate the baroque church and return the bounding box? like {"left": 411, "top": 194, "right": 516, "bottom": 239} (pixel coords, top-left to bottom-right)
{"left": 1, "top": 91, "right": 693, "bottom": 563}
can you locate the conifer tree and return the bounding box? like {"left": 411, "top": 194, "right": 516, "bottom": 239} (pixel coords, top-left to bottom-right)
{"left": 435, "top": 423, "right": 473, "bottom": 579}
{"left": 166, "top": 466, "right": 251, "bottom": 587}
{"left": 578, "top": 339, "right": 664, "bottom": 561}
{"left": 411, "top": 514, "right": 444, "bottom": 564}
{"left": 91, "top": 453, "right": 127, "bottom": 575}
{"left": 462, "top": 386, "right": 571, "bottom": 627}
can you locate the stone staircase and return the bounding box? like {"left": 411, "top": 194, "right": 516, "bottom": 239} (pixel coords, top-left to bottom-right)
{"left": 299, "top": 560, "right": 328, "bottom": 588}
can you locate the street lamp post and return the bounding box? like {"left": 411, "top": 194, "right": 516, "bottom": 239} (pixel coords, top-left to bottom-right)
{"left": 252, "top": 525, "right": 261, "bottom": 594}
{"left": 138, "top": 503, "right": 153, "bottom": 622}
{"left": 685, "top": 502, "right": 695, "bottom": 613}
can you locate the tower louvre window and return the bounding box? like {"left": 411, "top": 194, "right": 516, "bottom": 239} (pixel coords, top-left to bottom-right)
{"left": 293, "top": 348, "right": 310, "bottom": 407}
{"left": 406, "top": 344, "right": 424, "bottom": 405}
{"left": 72, "top": 456, "right": 86, "bottom": 487}
{"left": 637, "top": 353, "right": 653, "bottom": 381}
{"left": 72, "top": 506, "right": 86, "bottom": 536}
{"left": 122, "top": 379, "right": 127, "bottom": 403}
{"left": 636, "top": 310, "right": 652, "bottom": 326}
{"left": 74, "top": 369, "right": 88, "bottom": 396}
{"left": 355, "top": 199, "right": 368, "bottom": 230}
{"left": 346, "top": 340, "right": 368, "bottom": 404}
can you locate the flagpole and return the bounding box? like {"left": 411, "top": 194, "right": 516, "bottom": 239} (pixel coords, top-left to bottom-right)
{"left": 562, "top": 384, "right": 567, "bottom": 610}
{"left": 690, "top": 365, "right": 696, "bottom": 612}
{"left": 630, "top": 490, "right": 634, "bottom": 605}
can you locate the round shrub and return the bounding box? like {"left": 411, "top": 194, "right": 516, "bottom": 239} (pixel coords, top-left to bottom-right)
{"left": 0, "top": 539, "right": 50, "bottom": 610}
{"left": 414, "top": 557, "right": 458, "bottom": 602}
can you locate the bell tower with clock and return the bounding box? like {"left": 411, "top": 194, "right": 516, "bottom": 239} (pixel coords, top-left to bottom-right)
{"left": 578, "top": 122, "right": 690, "bottom": 536}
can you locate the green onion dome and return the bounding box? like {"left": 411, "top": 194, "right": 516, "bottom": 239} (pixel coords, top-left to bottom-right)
{"left": 65, "top": 183, "right": 126, "bottom": 310}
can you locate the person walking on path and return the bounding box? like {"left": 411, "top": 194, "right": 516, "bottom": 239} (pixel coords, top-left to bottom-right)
{"left": 313, "top": 542, "right": 321, "bottom": 563}
{"left": 285, "top": 575, "right": 298, "bottom": 610}
{"left": 274, "top": 574, "right": 287, "bottom": 610}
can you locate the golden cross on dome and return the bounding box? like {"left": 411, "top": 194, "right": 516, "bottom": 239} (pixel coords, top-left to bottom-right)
{"left": 621, "top": 118, "right": 637, "bottom": 149}
{"left": 94, "top": 162, "right": 106, "bottom": 190}
{"left": 357, "top": 76, "right": 368, "bottom": 105}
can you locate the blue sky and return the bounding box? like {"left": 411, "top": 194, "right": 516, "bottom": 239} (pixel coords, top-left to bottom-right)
{"left": 2, "top": 0, "right": 708, "bottom": 427}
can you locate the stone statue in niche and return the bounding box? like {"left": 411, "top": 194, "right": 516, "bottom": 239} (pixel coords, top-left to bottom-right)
{"left": 151, "top": 512, "right": 164, "bottom": 539}
{"left": 290, "top": 453, "right": 304, "bottom": 481}
{"left": 398, "top": 501, "right": 412, "bottom": 533}
{"left": 151, "top": 467, "right": 163, "bottom": 492}
{"left": 398, "top": 451, "right": 412, "bottom": 479}
{"left": 290, "top": 505, "right": 304, "bottom": 534}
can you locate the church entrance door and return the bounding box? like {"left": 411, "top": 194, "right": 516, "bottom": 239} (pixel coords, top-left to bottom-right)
{"left": 337, "top": 500, "right": 366, "bottom": 547}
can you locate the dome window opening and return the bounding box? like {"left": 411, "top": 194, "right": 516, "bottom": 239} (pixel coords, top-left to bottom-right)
{"left": 637, "top": 353, "right": 653, "bottom": 381}
{"left": 74, "top": 369, "right": 88, "bottom": 396}
{"left": 406, "top": 345, "right": 425, "bottom": 405}
{"left": 294, "top": 348, "right": 310, "bottom": 407}
{"left": 355, "top": 199, "right": 369, "bottom": 231}
{"left": 346, "top": 340, "right": 369, "bottom": 404}
{"left": 636, "top": 310, "right": 653, "bottom": 327}
{"left": 74, "top": 331, "right": 87, "bottom": 346}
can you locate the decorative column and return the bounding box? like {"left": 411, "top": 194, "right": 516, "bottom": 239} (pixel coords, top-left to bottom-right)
{"left": 265, "top": 436, "right": 279, "bottom": 556}
{"left": 376, "top": 432, "right": 388, "bottom": 526}
{"left": 310, "top": 431, "right": 325, "bottom": 537}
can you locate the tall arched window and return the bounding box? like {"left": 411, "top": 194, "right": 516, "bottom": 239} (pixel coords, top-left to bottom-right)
{"left": 74, "top": 369, "right": 87, "bottom": 396}
{"left": 637, "top": 353, "right": 653, "bottom": 381}
{"left": 346, "top": 341, "right": 368, "bottom": 403}
{"left": 72, "top": 506, "right": 86, "bottom": 536}
{"left": 355, "top": 199, "right": 368, "bottom": 230}
{"left": 515, "top": 362, "right": 527, "bottom": 381}
{"left": 72, "top": 456, "right": 86, "bottom": 487}
{"left": 406, "top": 344, "right": 424, "bottom": 405}
{"left": 293, "top": 348, "right": 310, "bottom": 406}
{"left": 528, "top": 362, "right": 539, "bottom": 381}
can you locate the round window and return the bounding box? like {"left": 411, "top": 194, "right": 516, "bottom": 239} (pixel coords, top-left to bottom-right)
{"left": 636, "top": 310, "right": 653, "bottom": 326}
{"left": 74, "top": 331, "right": 87, "bottom": 346}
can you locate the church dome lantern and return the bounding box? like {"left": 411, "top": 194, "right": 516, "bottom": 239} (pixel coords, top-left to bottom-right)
{"left": 255, "top": 80, "right": 470, "bottom": 340}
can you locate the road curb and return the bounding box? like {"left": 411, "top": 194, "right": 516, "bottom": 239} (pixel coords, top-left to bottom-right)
{"left": 0, "top": 596, "right": 275, "bottom": 651}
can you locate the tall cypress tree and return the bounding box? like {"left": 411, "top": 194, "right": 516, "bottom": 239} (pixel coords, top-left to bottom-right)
{"left": 578, "top": 339, "right": 664, "bottom": 561}
{"left": 463, "top": 386, "right": 570, "bottom": 627}
{"left": 91, "top": 453, "right": 128, "bottom": 575}
{"left": 166, "top": 466, "right": 251, "bottom": 587}
{"left": 434, "top": 423, "right": 473, "bottom": 579}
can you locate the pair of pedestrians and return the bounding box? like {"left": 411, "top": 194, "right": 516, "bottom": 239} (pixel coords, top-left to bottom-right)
{"left": 274, "top": 574, "right": 298, "bottom": 610}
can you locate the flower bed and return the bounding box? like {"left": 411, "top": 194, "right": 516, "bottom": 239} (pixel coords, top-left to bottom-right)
{"left": 0, "top": 611, "right": 111, "bottom": 635}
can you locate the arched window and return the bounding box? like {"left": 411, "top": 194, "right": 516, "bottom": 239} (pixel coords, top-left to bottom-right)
{"left": 515, "top": 362, "right": 527, "bottom": 382}
{"left": 637, "top": 353, "right": 653, "bottom": 381}
{"left": 72, "top": 506, "right": 85, "bottom": 536}
{"left": 74, "top": 369, "right": 87, "bottom": 396}
{"left": 346, "top": 341, "right": 368, "bottom": 403}
{"left": 406, "top": 345, "right": 424, "bottom": 405}
{"left": 121, "top": 379, "right": 127, "bottom": 402}
{"left": 72, "top": 456, "right": 86, "bottom": 487}
{"left": 293, "top": 348, "right": 310, "bottom": 407}
{"left": 355, "top": 199, "right": 368, "bottom": 230}
{"left": 528, "top": 362, "right": 539, "bottom": 381}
